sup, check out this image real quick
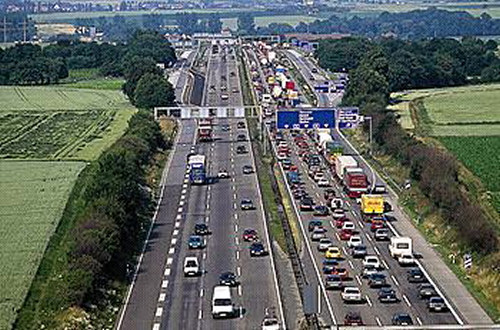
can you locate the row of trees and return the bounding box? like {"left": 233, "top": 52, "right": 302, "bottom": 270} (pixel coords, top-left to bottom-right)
{"left": 325, "top": 40, "right": 498, "bottom": 254}
{"left": 0, "top": 30, "right": 177, "bottom": 108}
{"left": 317, "top": 37, "right": 500, "bottom": 92}
{"left": 258, "top": 8, "right": 500, "bottom": 39}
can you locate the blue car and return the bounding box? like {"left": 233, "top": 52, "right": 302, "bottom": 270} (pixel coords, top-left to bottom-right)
{"left": 188, "top": 235, "right": 205, "bottom": 249}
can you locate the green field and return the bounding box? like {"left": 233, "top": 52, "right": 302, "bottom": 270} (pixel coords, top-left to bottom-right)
{"left": 31, "top": 7, "right": 262, "bottom": 22}
{"left": 393, "top": 83, "right": 500, "bottom": 136}
{"left": 0, "top": 86, "right": 136, "bottom": 160}
{"left": 393, "top": 83, "right": 500, "bottom": 213}
{"left": 222, "top": 15, "right": 320, "bottom": 30}
{"left": 0, "top": 160, "right": 86, "bottom": 330}
{"left": 439, "top": 136, "right": 500, "bottom": 212}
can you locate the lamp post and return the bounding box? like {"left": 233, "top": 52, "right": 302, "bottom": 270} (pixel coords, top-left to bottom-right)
{"left": 364, "top": 115, "right": 373, "bottom": 156}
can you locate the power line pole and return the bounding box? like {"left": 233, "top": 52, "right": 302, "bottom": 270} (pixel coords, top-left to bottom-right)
{"left": 23, "top": 18, "right": 27, "bottom": 43}
{"left": 3, "top": 16, "right": 6, "bottom": 43}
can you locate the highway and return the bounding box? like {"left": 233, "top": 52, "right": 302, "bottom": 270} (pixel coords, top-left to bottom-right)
{"left": 247, "top": 43, "right": 493, "bottom": 327}
{"left": 287, "top": 49, "right": 494, "bottom": 326}
{"left": 116, "top": 41, "right": 283, "bottom": 330}
{"left": 163, "top": 41, "right": 282, "bottom": 330}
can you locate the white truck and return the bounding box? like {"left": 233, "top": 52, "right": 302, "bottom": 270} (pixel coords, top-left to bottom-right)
{"left": 212, "top": 286, "right": 236, "bottom": 318}
{"left": 335, "top": 155, "right": 358, "bottom": 180}
{"left": 389, "top": 236, "right": 413, "bottom": 259}
{"left": 318, "top": 131, "right": 333, "bottom": 153}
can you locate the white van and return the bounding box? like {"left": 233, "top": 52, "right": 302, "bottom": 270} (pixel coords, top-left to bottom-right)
{"left": 389, "top": 236, "right": 412, "bottom": 258}
{"left": 212, "top": 286, "right": 235, "bottom": 318}
{"left": 183, "top": 256, "right": 199, "bottom": 276}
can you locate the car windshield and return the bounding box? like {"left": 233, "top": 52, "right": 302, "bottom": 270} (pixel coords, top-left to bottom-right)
{"left": 186, "top": 261, "right": 197, "bottom": 267}
{"left": 214, "top": 299, "right": 232, "bottom": 306}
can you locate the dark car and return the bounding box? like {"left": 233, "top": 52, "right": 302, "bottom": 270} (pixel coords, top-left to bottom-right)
{"left": 250, "top": 242, "right": 267, "bottom": 257}
{"left": 219, "top": 272, "right": 238, "bottom": 286}
{"left": 392, "top": 313, "right": 413, "bottom": 326}
{"left": 308, "top": 220, "right": 323, "bottom": 232}
{"left": 418, "top": 283, "right": 437, "bottom": 299}
{"left": 236, "top": 134, "right": 246, "bottom": 142}
{"left": 325, "top": 275, "right": 343, "bottom": 290}
{"left": 293, "top": 189, "right": 308, "bottom": 200}
{"left": 407, "top": 268, "right": 426, "bottom": 283}
{"left": 282, "top": 159, "right": 292, "bottom": 170}
{"left": 313, "top": 205, "right": 330, "bottom": 216}
{"left": 378, "top": 287, "right": 399, "bottom": 303}
{"left": 323, "top": 188, "right": 336, "bottom": 201}
{"left": 188, "top": 235, "right": 205, "bottom": 249}
{"left": 194, "top": 223, "right": 210, "bottom": 235}
{"left": 237, "top": 121, "right": 245, "bottom": 129}
{"left": 242, "top": 165, "right": 253, "bottom": 174}
{"left": 221, "top": 124, "right": 230, "bottom": 132}
{"left": 236, "top": 145, "right": 247, "bottom": 154}
{"left": 344, "top": 312, "right": 364, "bottom": 326}
{"left": 243, "top": 228, "right": 258, "bottom": 241}
{"left": 240, "top": 199, "right": 255, "bottom": 210}
{"left": 428, "top": 296, "right": 447, "bottom": 312}
{"left": 351, "top": 245, "right": 367, "bottom": 258}
{"left": 300, "top": 197, "right": 314, "bottom": 211}
{"left": 368, "top": 273, "right": 387, "bottom": 288}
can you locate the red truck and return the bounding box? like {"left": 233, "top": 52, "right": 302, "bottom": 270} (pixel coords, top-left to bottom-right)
{"left": 343, "top": 167, "right": 368, "bottom": 198}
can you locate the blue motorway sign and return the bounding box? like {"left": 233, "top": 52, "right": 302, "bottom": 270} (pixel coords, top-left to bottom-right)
{"left": 277, "top": 108, "right": 335, "bottom": 129}
{"left": 338, "top": 107, "right": 360, "bottom": 129}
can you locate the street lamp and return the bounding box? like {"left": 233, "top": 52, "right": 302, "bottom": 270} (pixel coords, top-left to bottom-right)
{"left": 361, "top": 115, "right": 373, "bottom": 157}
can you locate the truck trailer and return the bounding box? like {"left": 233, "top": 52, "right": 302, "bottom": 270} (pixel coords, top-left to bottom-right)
{"left": 188, "top": 154, "right": 206, "bottom": 184}
{"left": 335, "top": 156, "right": 358, "bottom": 180}
{"left": 361, "top": 194, "right": 384, "bottom": 215}
{"left": 344, "top": 168, "right": 369, "bottom": 198}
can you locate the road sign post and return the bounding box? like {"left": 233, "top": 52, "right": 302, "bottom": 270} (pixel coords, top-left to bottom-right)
{"left": 464, "top": 253, "right": 473, "bottom": 270}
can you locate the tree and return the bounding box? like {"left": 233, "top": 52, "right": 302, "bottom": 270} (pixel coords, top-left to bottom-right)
{"left": 206, "top": 14, "right": 222, "bottom": 33}
{"left": 127, "top": 30, "right": 176, "bottom": 65}
{"left": 133, "top": 73, "right": 175, "bottom": 109}
{"left": 122, "top": 56, "right": 162, "bottom": 100}
{"left": 237, "top": 14, "right": 255, "bottom": 35}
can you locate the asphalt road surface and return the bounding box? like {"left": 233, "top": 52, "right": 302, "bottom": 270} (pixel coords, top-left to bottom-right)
{"left": 117, "top": 42, "right": 281, "bottom": 330}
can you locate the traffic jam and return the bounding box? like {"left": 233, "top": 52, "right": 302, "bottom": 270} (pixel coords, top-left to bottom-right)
{"left": 246, "top": 41, "right": 457, "bottom": 326}
{"left": 271, "top": 127, "right": 456, "bottom": 326}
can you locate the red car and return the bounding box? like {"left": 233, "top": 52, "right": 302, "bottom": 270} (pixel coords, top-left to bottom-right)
{"left": 344, "top": 312, "right": 364, "bottom": 326}
{"left": 335, "top": 218, "right": 347, "bottom": 228}
{"left": 370, "top": 220, "right": 386, "bottom": 232}
{"left": 243, "top": 228, "right": 258, "bottom": 241}
{"left": 333, "top": 267, "right": 349, "bottom": 280}
{"left": 339, "top": 229, "right": 353, "bottom": 241}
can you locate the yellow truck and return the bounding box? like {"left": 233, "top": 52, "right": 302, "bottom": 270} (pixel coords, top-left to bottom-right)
{"left": 361, "top": 195, "right": 384, "bottom": 214}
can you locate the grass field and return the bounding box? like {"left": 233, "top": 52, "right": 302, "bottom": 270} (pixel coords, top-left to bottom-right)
{"left": 31, "top": 7, "right": 263, "bottom": 22}
{"left": 439, "top": 136, "right": 500, "bottom": 212}
{"left": 0, "top": 160, "right": 86, "bottom": 330}
{"left": 393, "top": 83, "right": 500, "bottom": 136}
{"left": 222, "top": 15, "right": 320, "bottom": 30}
{"left": 0, "top": 86, "right": 135, "bottom": 160}
{"left": 392, "top": 83, "right": 500, "bottom": 214}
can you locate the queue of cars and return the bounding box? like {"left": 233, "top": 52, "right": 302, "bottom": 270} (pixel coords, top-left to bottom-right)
{"left": 274, "top": 129, "right": 449, "bottom": 326}
{"left": 183, "top": 120, "right": 271, "bottom": 322}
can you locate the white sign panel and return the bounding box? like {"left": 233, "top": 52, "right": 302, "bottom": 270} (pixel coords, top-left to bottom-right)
{"left": 234, "top": 107, "right": 245, "bottom": 118}
{"left": 217, "top": 107, "right": 227, "bottom": 118}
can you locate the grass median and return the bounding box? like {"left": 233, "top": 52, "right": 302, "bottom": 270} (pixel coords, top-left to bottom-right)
{"left": 248, "top": 118, "right": 287, "bottom": 252}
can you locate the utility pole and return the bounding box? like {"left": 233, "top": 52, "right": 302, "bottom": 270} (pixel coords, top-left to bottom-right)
{"left": 3, "top": 16, "right": 6, "bottom": 43}
{"left": 23, "top": 18, "right": 27, "bottom": 43}
{"left": 364, "top": 116, "right": 373, "bottom": 156}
